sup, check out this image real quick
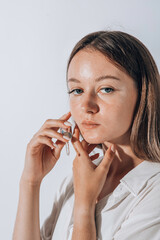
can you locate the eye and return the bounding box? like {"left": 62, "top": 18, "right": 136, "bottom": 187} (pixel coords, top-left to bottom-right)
{"left": 67, "top": 87, "right": 114, "bottom": 96}
{"left": 100, "top": 87, "right": 114, "bottom": 94}
{"left": 67, "top": 89, "right": 83, "bottom": 95}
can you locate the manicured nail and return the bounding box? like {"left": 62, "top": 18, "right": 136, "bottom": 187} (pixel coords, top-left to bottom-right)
{"left": 111, "top": 144, "right": 115, "bottom": 153}
{"left": 63, "top": 136, "right": 70, "bottom": 140}
{"left": 65, "top": 111, "right": 70, "bottom": 115}
{"left": 62, "top": 112, "right": 70, "bottom": 117}
{"left": 64, "top": 121, "right": 72, "bottom": 126}
{"left": 53, "top": 143, "right": 58, "bottom": 148}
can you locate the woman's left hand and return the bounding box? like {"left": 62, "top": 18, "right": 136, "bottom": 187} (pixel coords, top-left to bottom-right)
{"left": 71, "top": 124, "right": 116, "bottom": 207}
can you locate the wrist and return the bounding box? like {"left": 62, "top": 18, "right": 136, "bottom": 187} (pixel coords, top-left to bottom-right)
{"left": 20, "top": 175, "right": 42, "bottom": 188}
{"left": 73, "top": 200, "right": 96, "bottom": 215}
{"left": 74, "top": 196, "right": 96, "bottom": 208}
{"left": 73, "top": 206, "right": 95, "bottom": 222}
{"left": 73, "top": 203, "right": 96, "bottom": 229}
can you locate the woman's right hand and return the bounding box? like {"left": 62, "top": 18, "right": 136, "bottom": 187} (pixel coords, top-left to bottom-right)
{"left": 21, "top": 112, "right": 72, "bottom": 185}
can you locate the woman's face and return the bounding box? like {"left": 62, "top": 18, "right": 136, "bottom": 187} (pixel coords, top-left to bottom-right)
{"left": 67, "top": 49, "right": 138, "bottom": 146}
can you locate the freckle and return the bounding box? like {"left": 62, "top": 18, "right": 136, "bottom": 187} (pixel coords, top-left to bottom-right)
{"left": 75, "top": 149, "right": 80, "bottom": 156}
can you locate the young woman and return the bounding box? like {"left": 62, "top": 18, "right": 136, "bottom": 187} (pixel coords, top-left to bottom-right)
{"left": 13, "top": 31, "right": 160, "bottom": 240}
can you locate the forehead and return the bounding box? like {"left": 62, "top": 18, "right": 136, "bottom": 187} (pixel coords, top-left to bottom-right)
{"left": 67, "top": 49, "right": 124, "bottom": 80}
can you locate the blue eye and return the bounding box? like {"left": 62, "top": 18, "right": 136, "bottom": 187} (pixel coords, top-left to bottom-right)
{"left": 100, "top": 88, "right": 114, "bottom": 93}
{"left": 67, "top": 87, "right": 114, "bottom": 96}
{"left": 67, "top": 89, "right": 83, "bottom": 95}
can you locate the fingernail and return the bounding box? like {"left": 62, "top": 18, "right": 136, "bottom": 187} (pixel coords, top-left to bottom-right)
{"left": 62, "top": 112, "right": 70, "bottom": 117}
{"left": 53, "top": 143, "right": 58, "bottom": 148}
{"left": 63, "top": 136, "right": 70, "bottom": 140}
{"left": 66, "top": 111, "right": 70, "bottom": 115}
{"left": 64, "top": 121, "right": 72, "bottom": 126}
{"left": 111, "top": 144, "right": 115, "bottom": 153}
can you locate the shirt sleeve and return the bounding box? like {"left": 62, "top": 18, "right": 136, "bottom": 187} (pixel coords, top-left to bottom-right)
{"left": 40, "top": 172, "right": 73, "bottom": 240}
{"left": 114, "top": 183, "right": 160, "bottom": 240}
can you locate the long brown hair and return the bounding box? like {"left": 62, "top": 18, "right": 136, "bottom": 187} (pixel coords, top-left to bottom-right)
{"left": 66, "top": 31, "right": 160, "bottom": 162}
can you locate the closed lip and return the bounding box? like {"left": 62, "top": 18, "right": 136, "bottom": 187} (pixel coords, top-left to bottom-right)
{"left": 81, "top": 120, "right": 99, "bottom": 125}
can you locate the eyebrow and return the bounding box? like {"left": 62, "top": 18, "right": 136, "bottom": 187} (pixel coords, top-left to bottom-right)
{"left": 67, "top": 75, "right": 121, "bottom": 83}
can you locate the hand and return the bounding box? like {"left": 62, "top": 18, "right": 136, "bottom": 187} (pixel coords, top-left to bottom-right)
{"left": 21, "top": 112, "right": 72, "bottom": 185}
{"left": 71, "top": 124, "right": 116, "bottom": 206}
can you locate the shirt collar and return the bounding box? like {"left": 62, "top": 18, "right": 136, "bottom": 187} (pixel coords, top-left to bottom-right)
{"left": 120, "top": 160, "right": 160, "bottom": 196}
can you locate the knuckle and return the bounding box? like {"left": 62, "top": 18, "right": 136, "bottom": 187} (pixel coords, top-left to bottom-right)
{"left": 48, "top": 139, "right": 52, "bottom": 145}
{"left": 59, "top": 119, "right": 64, "bottom": 123}
{"left": 44, "top": 119, "right": 64, "bottom": 127}
{"left": 99, "top": 164, "right": 109, "bottom": 172}
{"left": 33, "top": 132, "right": 38, "bottom": 138}
{"left": 108, "top": 151, "right": 114, "bottom": 158}
{"left": 45, "top": 119, "right": 52, "bottom": 124}
{"left": 37, "top": 135, "right": 42, "bottom": 141}
{"left": 27, "top": 141, "right": 34, "bottom": 150}
{"left": 40, "top": 128, "right": 46, "bottom": 135}
{"left": 98, "top": 164, "right": 105, "bottom": 171}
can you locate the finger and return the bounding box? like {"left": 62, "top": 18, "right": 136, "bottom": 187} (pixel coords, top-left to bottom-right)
{"left": 51, "top": 139, "right": 66, "bottom": 156}
{"left": 72, "top": 124, "right": 80, "bottom": 144}
{"left": 40, "top": 118, "right": 72, "bottom": 132}
{"left": 71, "top": 126, "right": 85, "bottom": 157}
{"left": 89, "top": 153, "right": 100, "bottom": 170}
{"left": 72, "top": 126, "right": 98, "bottom": 157}
{"left": 40, "top": 129, "right": 70, "bottom": 143}
{"left": 73, "top": 124, "right": 80, "bottom": 139}
{"left": 97, "top": 144, "right": 116, "bottom": 172}
{"left": 33, "top": 135, "right": 55, "bottom": 149}
{"left": 81, "top": 139, "right": 89, "bottom": 150}
{"left": 59, "top": 111, "right": 71, "bottom": 120}
{"left": 59, "top": 112, "right": 72, "bottom": 132}
{"left": 81, "top": 138, "right": 97, "bottom": 154}
{"left": 71, "top": 139, "right": 83, "bottom": 156}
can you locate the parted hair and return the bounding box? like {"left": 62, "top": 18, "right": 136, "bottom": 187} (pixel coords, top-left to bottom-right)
{"left": 66, "top": 30, "right": 160, "bottom": 162}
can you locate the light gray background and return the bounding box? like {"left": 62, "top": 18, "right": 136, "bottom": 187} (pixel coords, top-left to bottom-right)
{"left": 0, "top": 0, "right": 159, "bottom": 239}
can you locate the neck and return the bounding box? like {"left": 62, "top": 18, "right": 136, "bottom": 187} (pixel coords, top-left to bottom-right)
{"left": 102, "top": 143, "right": 144, "bottom": 179}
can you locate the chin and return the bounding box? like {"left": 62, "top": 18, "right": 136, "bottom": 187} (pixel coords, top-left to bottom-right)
{"left": 82, "top": 134, "right": 115, "bottom": 146}
{"left": 81, "top": 135, "right": 104, "bottom": 145}
{"left": 78, "top": 127, "right": 114, "bottom": 145}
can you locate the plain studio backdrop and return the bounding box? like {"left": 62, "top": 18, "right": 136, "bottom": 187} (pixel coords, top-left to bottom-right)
{"left": 0, "top": 0, "right": 159, "bottom": 238}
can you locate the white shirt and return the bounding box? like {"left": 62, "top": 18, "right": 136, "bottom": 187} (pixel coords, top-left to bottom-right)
{"left": 40, "top": 160, "right": 160, "bottom": 240}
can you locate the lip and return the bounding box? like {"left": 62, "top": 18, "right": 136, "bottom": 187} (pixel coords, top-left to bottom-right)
{"left": 82, "top": 120, "right": 99, "bottom": 125}
{"left": 81, "top": 120, "right": 100, "bottom": 129}
{"left": 82, "top": 124, "right": 100, "bottom": 129}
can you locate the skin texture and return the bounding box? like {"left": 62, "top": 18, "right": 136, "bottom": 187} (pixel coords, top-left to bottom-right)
{"left": 67, "top": 49, "right": 145, "bottom": 239}
{"left": 67, "top": 49, "right": 144, "bottom": 198}
{"left": 68, "top": 49, "right": 137, "bottom": 146}
{"left": 71, "top": 123, "right": 116, "bottom": 240}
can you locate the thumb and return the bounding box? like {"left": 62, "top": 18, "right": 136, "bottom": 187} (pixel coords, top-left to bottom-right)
{"left": 97, "top": 144, "right": 116, "bottom": 172}
{"left": 59, "top": 111, "right": 71, "bottom": 120}
{"left": 51, "top": 139, "right": 66, "bottom": 159}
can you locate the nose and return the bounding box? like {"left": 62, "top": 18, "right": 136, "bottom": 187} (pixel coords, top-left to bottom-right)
{"left": 81, "top": 93, "right": 99, "bottom": 114}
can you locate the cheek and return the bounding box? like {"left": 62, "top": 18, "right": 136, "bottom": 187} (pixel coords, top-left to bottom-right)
{"left": 107, "top": 95, "right": 137, "bottom": 128}
{"left": 101, "top": 93, "right": 136, "bottom": 125}
{"left": 69, "top": 100, "right": 81, "bottom": 122}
